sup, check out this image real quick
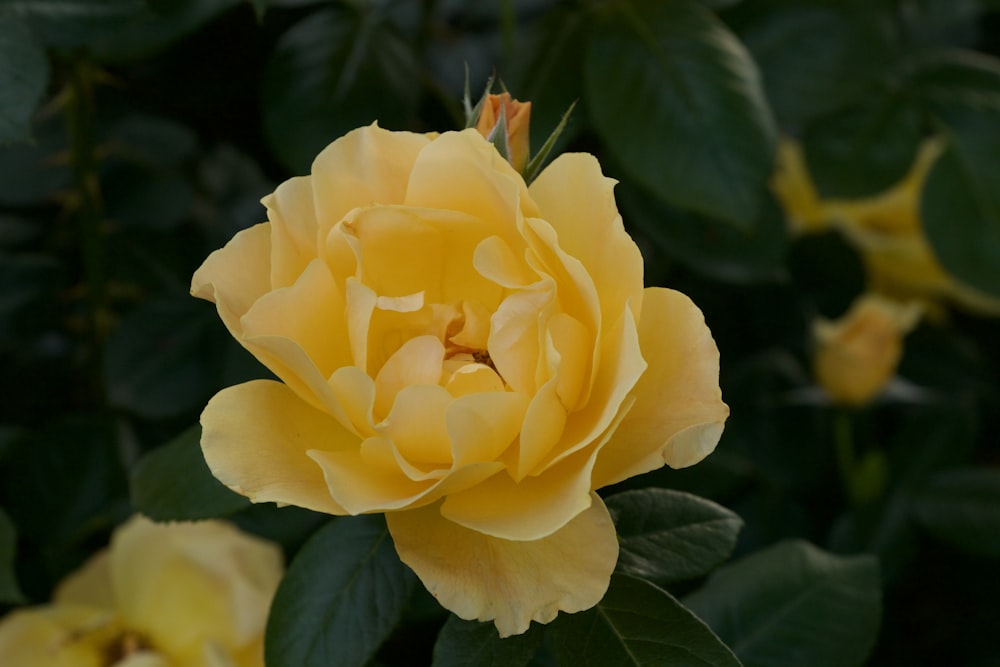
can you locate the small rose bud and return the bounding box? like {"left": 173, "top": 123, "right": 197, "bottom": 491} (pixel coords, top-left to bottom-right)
{"left": 475, "top": 92, "right": 531, "bottom": 173}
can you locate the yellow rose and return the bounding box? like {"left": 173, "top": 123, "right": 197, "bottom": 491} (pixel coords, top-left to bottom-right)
{"left": 0, "top": 517, "right": 283, "bottom": 667}
{"left": 813, "top": 294, "right": 921, "bottom": 406}
{"left": 474, "top": 92, "right": 531, "bottom": 173}
{"left": 773, "top": 137, "right": 1000, "bottom": 316}
{"left": 192, "top": 124, "right": 728, "bottom": 636}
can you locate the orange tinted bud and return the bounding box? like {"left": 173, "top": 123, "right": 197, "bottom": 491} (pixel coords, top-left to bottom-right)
{"left": 475, "top": 93, "right": 531, "bottom": 172}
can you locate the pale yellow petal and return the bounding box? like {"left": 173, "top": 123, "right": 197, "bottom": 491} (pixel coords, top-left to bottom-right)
{"left": 200, "top": 380, "right": 354, "bottom": 514}
{"left": 447, "top": 391, "right": 529, "bottom": 466}
{"left": 373, "top": 335, "right": 445, "bottom": 420}
{"left": 387, "top": 492, "right": 618, "bottom": 637}
{"left": 110, "top": 517, "right": 282, "bottom": 658}
{"left": 473, "top": 235, "right": 535, "bottom": 289}
{"left": 529, "top": 153, "right": 644, "bottom": 321}
{"left": 191, "top": 223, "right": 272, "bottom": 340}
{"left": 311, "top": 124, "right": 431, "bottom": 224}
{"left": 55, "top": 551, "right": 114, "bottom": 610}
{"left": 488, "top": 281, "right": 555, "bottom": 394}
{"left": 115, "top": 651, "right": 171, "bottom": 667}
{"left": 263, "top": 175, "right": 320, "bottom": 288}
{"left": 592, "top": 287, "right": 728, "bottom": 488}
{"left": 0, "top": 605, "right": 112, "bottom": 667}
{"left": 378, "top": 384, "right": 453, "bottom": 466}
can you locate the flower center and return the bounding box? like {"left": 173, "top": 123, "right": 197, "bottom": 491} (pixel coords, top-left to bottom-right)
{"left": 100, "top": 629, "right": 153, "bottom": 666}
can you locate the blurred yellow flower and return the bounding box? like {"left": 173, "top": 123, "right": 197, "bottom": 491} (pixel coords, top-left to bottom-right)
{"left": 474, "top": 92, "right": 532, "bottom": 172}
{"left": 0, "top": 517, "right": 283, "bottom": 667}
{"left": 813, "top": 294, "right": 921, "bottom": 406}
{"left": 772, "top": 137, "right": 1000, "bottom": 315}
{"left": 192, "top": 123, "right": 728, "bottom": 636}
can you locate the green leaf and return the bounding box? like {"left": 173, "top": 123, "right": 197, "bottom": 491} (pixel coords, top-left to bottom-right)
{"left": 431, "top": 616, "right": 544, "bottom": 667}
{"left": 0, "top": 13, "right": 48, "bottom": 144}
{"left": 684, "top": 540, "right": 881, "bottom": 667}
{"left": 262, "top": 6, "right": 420, "bottom": 173}
{"left": 248, "top": 0, "right": 267, "bottom": 20}
{"left": 551, "top": 574, "right": 742, "bottom": 667}
{"left": 912, "top": 467, "right": 1000, "bottom": 557}
{"left": 0, "top": 508, "right": 25, "bottom": 603}
{"left": 618, "top": 181, "right": 789, "bottom": 284}
{"left": 129, "top": 425, "right": 251, "bottom": 521}
{"left": 802, "top": 90, "right": 923, "bottom": 199}
{"left": 606, "top": 488, "right": 743, "bottom": 586}
{"left": 586, "top": 0, "right": 775, "bottom": 227}
{"left": 265, "top": 515, "right": 418, "bottom": 667}
{"left": 739, "top": 5, "right": 891, "bottom": 128}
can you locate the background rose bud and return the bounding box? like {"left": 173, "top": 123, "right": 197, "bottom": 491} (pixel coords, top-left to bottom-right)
{"left": 0, "top": 517, "right": 283, "bottom": 667}
{"left": 475, "top": 92, "right": 531, "bottom": 172}
{"left": 813, "top": 295, "right": 921, "bottom": 406}
{"left": 192, "top": 124, "right": 728, "bottom": 636}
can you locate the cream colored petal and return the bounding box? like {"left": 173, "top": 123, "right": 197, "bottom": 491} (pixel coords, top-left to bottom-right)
{"left": 191, "top": 223, "right": 272, "bottom": 340}
{"left": 488, "top": 281, "right": 555, "bottom": 394}
{"left": 111, "top": 517, "right": 282, "bottom": 657}
{"left": 373, "top": 335, "right": 445, "bottom": 421}
{"left": 345, "top": 277, "right": 378, "bottom": 374}
{"left": 387, "top": 492, "right": 618, "bottom": 637}
{"left": 200, "top": 380, "right": 354, "bottom": 514}
{"left": 447, "top": 391, "right": 530, "bottom": 466}
{"left": 311, "top": 124, "right": 431, "bottom": 224}
{"left": 378, "top": 384, "right": 453, "bottom": 466}
{"left": 404, "top": 129, "right": 537, "bottom": 240}
{"left": 55, "top": 551, "right": 114, "bottom": 610}
{"left": 591, "top": 287, "right": 728, "bottom": 488}
{"left": 115, "top": 651, "right": 171, "bottom": 667}
{"left": 517, "top": 374, "right": 567, "bottom": 480}
{"left": 0, "top": 605, "right": 112, "bottom": 667}
{"left": 473, "top": 235, "right": 536, "bottom": 289}
{"left": 444, "top": 363, "right": 505, "bottom": 396}
{"left": 528, "top": 153, "right": 644, "bottom": 321}
{"left": 263, "top": 175, "right": 319, "bottom": 288}
{"left": 440, "top": 447, "right": 595, "bottom": 541}
{"left": 329, "top": 366, "right": 377, "bottom": 438}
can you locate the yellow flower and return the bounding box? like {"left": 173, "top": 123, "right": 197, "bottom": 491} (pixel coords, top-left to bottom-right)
{"left": 474, "top": 92, "right": 531, "bottom": 172}
{"left": 0, "top": 517, "right": 283, "bottom": 667}
{"left": 813, "top": 294, "right": 921, "bottom": 406}
{"left": 191, "top": 124, "right": 728, "bottom": 636}
{"left": 772, "top": 137, "right": 1000, "bottom": 316}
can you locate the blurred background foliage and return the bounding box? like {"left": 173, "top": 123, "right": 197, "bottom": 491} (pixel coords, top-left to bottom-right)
{"left": 1, "top": 0, "right": 1000, "bottom": 665}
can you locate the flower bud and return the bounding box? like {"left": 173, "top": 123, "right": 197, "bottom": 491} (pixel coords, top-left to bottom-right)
{"left": 813, "top": 295, "right": 920, "bottom": 406}
{"left": 475, "top": 92, "right": 531, "bottom": 172}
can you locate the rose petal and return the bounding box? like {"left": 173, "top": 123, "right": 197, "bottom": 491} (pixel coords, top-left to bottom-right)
{"left": 55, "top": 552, "right": 114, "bottom": 610}
{"left": 263, "top": 175, "right": 321, "bottom": 289}
{"left": 591, "top": 287, "right": 728, "bottom": 487}
{"left": 488, "top": 281, "right": 555, "bottom": 395}
{"left": 200, "top": 380, "right": 353, "bottom": 514}
{"left": 379, "top": 384, "right": 453, "bottom": 466}
{"left": 386, "top": 492, "right": 618, "bottom": 637}
{"left": 373, "top": 335, "right": 445, "bottom": 420}
{"left": 0, "top": 605, "right": 114, "bottom": 667}
{"left": 447, "top": 391, "right": 530, "bottom": 466}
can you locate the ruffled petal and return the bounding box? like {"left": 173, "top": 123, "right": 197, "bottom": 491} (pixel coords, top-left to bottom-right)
{"left": 262, "top": 175, "right": 320, "bottom": 288}
{"left": 386, "top": 492, "right": 618, "bottom": 637}
{"left": 591, "top": 287, "right": 728, "bottom": 488}
{"left": 200, "top": 380, "right": 354, "bottom": 514}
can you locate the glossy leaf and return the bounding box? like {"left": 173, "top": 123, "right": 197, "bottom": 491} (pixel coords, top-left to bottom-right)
{"left": 129, "top": 424, "right": 251, "bottom": 521}
{"left": 0, "top": 13, "right": 48, "bottom": 144}
{"left": 0, "top": 508, "right": 25, "bottom": 603}
{"left": 431, "top": 616, "right": 544, "bottom": 667}
{"left": 551, "top": 574, "right": 742, "bottom": 667}
{"left": 684, "top": 540, "right": 881, "bottom": 667}
{"left": 606, "top": 488, "right": 743, "bottom": 586}
{"left": 912, "top": 467, "right": 1000, "bottom": 557}
{"left": 262, "top": 6, "right": 420, "bottom": 173}
{"left": 266, "top": 515, "right": 418, "bottom": 667}
{"left": 585, "top": 0, "right": 776, "bottom": 227}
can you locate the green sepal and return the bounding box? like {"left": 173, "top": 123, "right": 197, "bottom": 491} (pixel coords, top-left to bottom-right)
{"left": 522, "top": 99, "right": 576, "bottom": 184}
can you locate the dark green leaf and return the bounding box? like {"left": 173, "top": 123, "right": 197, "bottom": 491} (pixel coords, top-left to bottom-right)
{"left": 431, "top": 616, "right": 544, "bottom": 667}
{"left": 0, "top": 113, "right": 72, "bottom": 206}
{"left": 0, "top": 508, "right": 25, "bottom": 603}
{"left": 740, "top": 6, "right": 890, "bottom": 127}
{"left": 265, "top": 515, "right": 418, "bottom": 667}
{"left": 130, "top": 424, "right": 251, "bottom": 521}
{"left": 586, "top": 0, "right": 775, "bottom": 227}
{"left": 104, "top": 298, "right": 217, "bottom": 418}
{"left": 551, "top": 574, "right": 742, "bottom": 667}
{"left": 0, "top": 13, "right": 48, "bottom": 144}
{"left": 248, "top": 0, "right": 267, "bottom": 20}
{"left": 262, "top": 6, "right": 420, "bottom": 173}
{"left": 684, "top": 540, "right": 881, "bottom": 667}
{"left": 619, "top": 181, "right": 789, "bottom": 284}
{"left": 912, "top": 467, "right": 1000, "bottom": 557}
{"left": 909, "top": 49, "right": 1000, "bottom": 115}
{"left": 802, "top": 91, "right": 923, "bottom": 199}
{"left": 606, "top": 488, "right": 743, "bottom": 586}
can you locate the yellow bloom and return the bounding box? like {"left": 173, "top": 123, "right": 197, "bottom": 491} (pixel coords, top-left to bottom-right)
{"left": 474, "top": 92, "right": 531, "bottom": 173}
{"left": 813, "top": 294, "right": 921, "bottom": 406}
{"left": 0, "top": 517, "right": 283, "bottom": 667}
{"left": 772, "top": 137, "right": 1000, "bottom": 316}
{"left": 192, "top": 124, "right": 728, "bottom": 636}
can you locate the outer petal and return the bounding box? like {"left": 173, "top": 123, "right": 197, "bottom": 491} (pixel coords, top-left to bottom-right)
{"left": 263, "top": 175, "right": 322, "bottom": 289}
{"left": 55, "top": 551, "right": 114, "bottom": 610}
{"left": 200, "top": 380, "right": 355, "bottom": 514}
{"left": 592, "top": 287, "right": 728, "bottom": 488}
{"left": 528, "top": 153, "right": 644, "bottom": 323}
{"left": 387, "top": 492, "right": 618, "bottom": 637}
{"left": 191, "top": 222, "right": 272, "bottom": 340}
{"left": 0, "top": 604, "right": 113, "bottom": 667}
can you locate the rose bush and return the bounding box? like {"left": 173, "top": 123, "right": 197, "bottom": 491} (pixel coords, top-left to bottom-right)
{"left": 192, "top": 124, "right": 728, "bottom": 636}
{"left": 0, "top": 517, "right": 283, "bottom": 667}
